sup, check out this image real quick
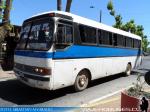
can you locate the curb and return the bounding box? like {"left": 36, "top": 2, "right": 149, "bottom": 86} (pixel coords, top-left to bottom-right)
{"left": 0, "top": 76, "right": 16, "bottom": 82}
{"left": 80, "top": 85, "right": 133, "bottom": 107}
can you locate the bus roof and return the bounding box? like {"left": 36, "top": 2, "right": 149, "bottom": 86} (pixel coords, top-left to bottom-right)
{"left": 31, "top": 11, "right": 141, "bottom": 40}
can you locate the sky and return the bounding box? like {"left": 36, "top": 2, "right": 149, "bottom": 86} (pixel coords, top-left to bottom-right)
{"left": 10, "top": 0, "right": 150, "bottom": 40}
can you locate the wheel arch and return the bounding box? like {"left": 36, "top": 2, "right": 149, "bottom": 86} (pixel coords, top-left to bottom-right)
{"left": 76, "top": 68, "right": 92, "bottom": 81}
{"left": 73, "top": 68, "right": 92, "bottom": 91}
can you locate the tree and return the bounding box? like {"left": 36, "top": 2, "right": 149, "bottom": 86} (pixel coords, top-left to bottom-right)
{"left": 107, "top": 0, "right": 149, "bottom": 52}
{"left": 0, "top": 0, "right": 15, "bottom": 70}
{"left": 0, "top": 0, "right": 3, "bottom": 19}
{"left": 66, "top": 0, "right": 72, "bottom": 12}
{"left": 135, "top": 25, "right": 144, "bottom": 37}
{"left": 57, "top": 0, "right": 62, "bottom": 11}
{"left": 0, "top": 0, "right": 6, "bottom": 42}
{"left": 113, "top": 15, "right": 123, "bottom": 29}
{"left": 0, "top": 0, "right": 12, "bottom": 44}
{"left": 57, "top": 0, "right": 73, "bottom": 12}
{"left": 107, "top": 0, "right": 122, "bottom": 29}
{"left": 122, "top": 20, "right": 136, "bottom": 33}
{"left": 0, "top": 0, "right": 12, "bottom": 42}
{"left": 107, "top": 0, "right": 115, "bottom": 16}
{"left": 0, "top": 0, "right": 6, "bottom": 19}
{"left": 142, "top": 36, "right": 150, "bottom": 52}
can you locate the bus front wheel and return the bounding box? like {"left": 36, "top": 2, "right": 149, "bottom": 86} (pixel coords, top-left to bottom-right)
{"left": 74, "top": 70, "right": 89, "bottom": 92}
{"left": 125, "top": 63, "right": 132, "bottom": 76}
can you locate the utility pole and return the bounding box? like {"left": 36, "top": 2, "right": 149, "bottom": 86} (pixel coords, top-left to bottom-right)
{"left": 90, "top": 6, "right": 102, "bottom": 23}
{"left": 100, "top": 10, "right": 102, "bottom": 23}
{"left": 57, "top": 0, "right": 62, "bottom": 11}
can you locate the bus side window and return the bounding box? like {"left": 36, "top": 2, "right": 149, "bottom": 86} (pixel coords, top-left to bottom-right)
{"left": 113, "top": 34, "right": 117, "bottom": 46}
{"left": 57, "top": 24, "right": 65, "bottom": 43}
{"left": 139, "top": 40, "right": 141, "bottom": 48}
{"left": 117, "top": 35, "right": 125, "bottom": 47}
{"left": 98, "top": 30, "right": 102, "bottom": 44}
{"left": 79, "top": 25, "right": 96, "bottom": 44}
{"left": 66, "top": 26, "right": 73, "bottom": 43}
{"left": 56, "top": 24, "right": 73, "bottom": 49}
{"left": 79, "top": 25, "right": 86, "bottom": 43}
{"left": 102, "top": 31, "right": 110, "bottom": 45}
{"left": 109, "top": 32, "right": 113, "bottom": 45}
{"left": 126, "top": 37, "right": 133, "bottom": 48}
{"left": 133, "top": 39, "right": 140, "bottom": 48}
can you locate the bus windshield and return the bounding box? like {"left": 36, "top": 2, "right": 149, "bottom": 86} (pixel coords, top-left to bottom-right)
{"left": 17, "top": 18, "right": 54, "bottom": 51}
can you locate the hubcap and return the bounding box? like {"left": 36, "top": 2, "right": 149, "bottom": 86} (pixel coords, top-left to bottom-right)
{"left": 79, "top": 75, "right": 87, "bottom": 87}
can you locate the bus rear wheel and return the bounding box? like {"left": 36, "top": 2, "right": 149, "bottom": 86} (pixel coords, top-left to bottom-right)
{"left": 74, "top": 70, "right": 89, "bottom": 92}
{"left": 125, "top": 63, "right": 132, "bottom": 76}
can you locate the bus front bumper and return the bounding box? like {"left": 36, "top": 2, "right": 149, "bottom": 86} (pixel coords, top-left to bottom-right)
{"left": 14, "top": 68, "right": 51, "bottom": 90}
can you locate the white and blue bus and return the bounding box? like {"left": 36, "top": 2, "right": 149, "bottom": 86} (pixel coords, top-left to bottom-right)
{"left": 14, "top": 11, "right": 142, "bottom": 91}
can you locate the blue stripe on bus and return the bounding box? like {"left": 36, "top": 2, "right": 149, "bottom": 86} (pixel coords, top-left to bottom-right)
{"left": 15, "top": 50, "right": 53, "bottom": 58}
{"left": 15, "top": 45, "right": 141, "bottom": 59}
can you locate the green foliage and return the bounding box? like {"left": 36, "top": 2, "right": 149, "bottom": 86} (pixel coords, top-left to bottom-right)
{"left": 127, "top": 74, "right": 145, "bottom": 98}
{"left": 142, "top": 36, "right": 150, "bottom": 52}
{"left": 107, "top": 1, "right": 149, "bottom": 52}
{"left": 110, "top": 10, "right": 115, "bottom": 16}
{"left": 135, "top": 25, "right": 144, "bottom": 37}
{"left": 122, "top": 20, "right": 136, "bottom": 33}
{"left": 147, "top": 47, "right": 150, "bottom": 53}
{"left": 113, "top": 15, "right": 122, "bottom": 29}
{"left": 0, "top": 0, "right": 6, "bottom": 19}
{"left": 0, "top": 0, "right": 13, "bottom": 46}
{"left": 107, "top": 0, "right": 113, "bottom": 11}
{"left": 107, "top": 0, "right": 115, "bottom": 16}
{"left": 127, "top": 74, "right": 150, "bottom": 99}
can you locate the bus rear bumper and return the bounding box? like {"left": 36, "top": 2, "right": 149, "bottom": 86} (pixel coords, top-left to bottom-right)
{"left": 14, "top": 69, "right": 51, "bottom": 90}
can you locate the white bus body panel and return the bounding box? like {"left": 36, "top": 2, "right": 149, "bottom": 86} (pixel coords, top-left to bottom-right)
{"left": 14, "top": 55, "right": 54, "bottom": 90}
{"left": 14, "top": 54, "right": 141, "bottom": 90}
{"left": 52, "top": 56, "right": 141, "bottom": 90}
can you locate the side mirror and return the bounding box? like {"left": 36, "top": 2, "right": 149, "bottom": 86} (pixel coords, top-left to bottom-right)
{"left": 144, "top": 71, "right": 150, "bottom": 85}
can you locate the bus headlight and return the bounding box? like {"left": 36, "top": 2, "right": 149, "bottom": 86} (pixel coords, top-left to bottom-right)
{"left": 34, "top": 67, "right": 51, "bottom": 75}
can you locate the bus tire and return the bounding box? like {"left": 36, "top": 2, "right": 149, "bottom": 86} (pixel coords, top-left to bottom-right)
{"left": 125, "top": 63, "right": 132, "bottom": 76}
{"left": 74, "top": 70, "right": 89, "bottom": 92}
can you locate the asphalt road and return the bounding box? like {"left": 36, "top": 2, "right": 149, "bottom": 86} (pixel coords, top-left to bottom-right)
{"left": 0, "top": 56, "right": 150, "bottom": 107}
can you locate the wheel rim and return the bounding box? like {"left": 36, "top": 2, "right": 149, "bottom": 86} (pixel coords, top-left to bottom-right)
{"left": 78, "top": 74, "right": 88, "bottom": 89}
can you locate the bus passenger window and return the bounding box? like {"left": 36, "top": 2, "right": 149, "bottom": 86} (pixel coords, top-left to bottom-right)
{"left": 98, "top": 30, "right": 102, "bottom": 44}
{"left": 79, "top": 25, "right": 96, "bottom": 44}
{"left": 101, "top": 30, "right": 109, "bottom": 45}
{"left": 126, "top": 37, "right": 132, "bottom": 48}
{"left": 133, "top": 39, "right": 140, "bottom": 48}
{"left": 57, "top": 24, "right": 65, "bottom": 43}
{"left": 113, "top": 34, "right": 117, "bottom": 46}
{"left": 56, "top": 24, "right": 73, "bottom": 49}
{"left": 109, "top": 32, "right": 113, "bottom": 45}
{"left": 117, "top": 35, "right": 125, "bottom": 47}
{"left": 138, "top": 40, "right": 141, "bottom": 48}
{"left": 79, "top": 25, "right": 86, "bottom": 42}
{"left": 66, "top": 26, "right": 73, "bottom": 43}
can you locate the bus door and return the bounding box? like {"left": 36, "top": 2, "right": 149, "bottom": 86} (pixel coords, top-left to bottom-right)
{"left": 53, "top": 20, "right": 75, "bottom": 89}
